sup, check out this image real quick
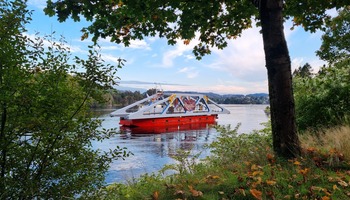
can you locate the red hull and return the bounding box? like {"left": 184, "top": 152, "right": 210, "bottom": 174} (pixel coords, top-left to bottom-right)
{"left": 120, "top": 121, "right": 216, "bottom": 134}
{"left": 120, "top": 115, "right": 218, "bottom": 127}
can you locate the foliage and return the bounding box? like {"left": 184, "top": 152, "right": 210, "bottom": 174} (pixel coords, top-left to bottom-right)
{"left": 293, "top": 8, "right": 350, "bottom": 132}
{"left": 209, "top": 94, "right": 270, "bottom": 104}
{"left": 90, "top": 89, "right": 144, "bottom": 108}
{"left": 293, "top": 63, "right": 313, "bottom": 78}
{"left": 316, "top": 6, "right": 350, "bottom": 64}
{"left": 161, "top": 148, "right": 201, "bottom": 175}
{"left": 294, "top": 60, "right": 350, "bottom": 132}
{"left": 0, "top": 1, "right": 131, "bottom": 199}
{"left": 208, "top": 123, "right": 272, "bottom": 166}
{"left": 43, "top": 0, "right": 347, "bottom": 59}
{"left": 43, "top": 0, "right": 348, "bottom": 159}
{"left": 94, "top": 124, "right": 350, "bottom": 200}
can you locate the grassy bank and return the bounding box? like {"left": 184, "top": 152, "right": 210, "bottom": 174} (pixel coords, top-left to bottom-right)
{"left": 90, "top": 125, "right": 350, "bottom": 200}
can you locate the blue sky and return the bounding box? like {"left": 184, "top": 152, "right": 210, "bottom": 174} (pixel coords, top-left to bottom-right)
{"left": 26, "top": 1, "right": 327, "bottom": 94}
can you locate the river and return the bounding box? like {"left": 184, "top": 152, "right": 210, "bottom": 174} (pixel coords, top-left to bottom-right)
{"left": 92, "top": 104, "right": 269, "bottom": 184}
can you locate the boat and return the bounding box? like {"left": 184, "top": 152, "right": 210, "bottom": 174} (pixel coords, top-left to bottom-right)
{"left": 110, "top": 91, "right": 230, "bottom": 128}
{"left": 120, "top": 121, "right": 216, "bottom": 134}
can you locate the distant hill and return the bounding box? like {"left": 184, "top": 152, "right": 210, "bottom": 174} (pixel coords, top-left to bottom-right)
{"left": 247, "top": 93, "right": 269, "bottom": 97}
{"left": 112, "top": 88, "right": 269, "bottom": 105}
{"left": 163, "top": 90, "right": 269, "bottom": 104}
{"left": 92, "top": 88, "right": 269, "bottom": 108}
{"left": 114, "top": 86, "right": 147, "bottom": 93}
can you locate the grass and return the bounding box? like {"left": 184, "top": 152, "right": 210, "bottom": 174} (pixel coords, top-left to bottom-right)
{"left": 90, "top": 125, "right": 350, "bottom": 200}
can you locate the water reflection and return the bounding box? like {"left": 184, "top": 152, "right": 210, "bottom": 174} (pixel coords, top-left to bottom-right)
{"left": 102, "top": 122, "right": 217, "bottom": 184}
{"left": 93, "top": 104, "right": 269, "bottom": 184}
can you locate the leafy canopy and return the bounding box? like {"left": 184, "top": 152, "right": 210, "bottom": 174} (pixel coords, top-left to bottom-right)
{"left": 44, "top": 0, "right": 347, "bottom": 59}
{"left": 316, "top": 6, "right": 350, "bottom": 64}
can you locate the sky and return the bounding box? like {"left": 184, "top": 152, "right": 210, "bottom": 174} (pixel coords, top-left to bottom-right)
{"left": 26, "top": 1, "right": 327, "bottom": 95}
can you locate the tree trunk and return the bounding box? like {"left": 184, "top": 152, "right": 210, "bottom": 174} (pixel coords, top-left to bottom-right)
{"left": 259, "top": 0, "right": 301, "bottom": 158}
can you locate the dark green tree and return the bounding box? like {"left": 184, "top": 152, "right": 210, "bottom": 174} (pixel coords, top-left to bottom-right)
{"left": 294, "top": 64, "right": 350, "bottom": 132}
{"left": 0, "top": 1, "right": 129, "bottom": 198}
{"left": 44, "top": 0, "right": 348, "bottom": 158}
{"left": 293, "top": 63, "right": 313, "bottom": 78}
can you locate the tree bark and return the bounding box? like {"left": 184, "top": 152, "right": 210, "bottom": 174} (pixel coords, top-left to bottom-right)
{"left": 259, "top": 0, "right": 301, "bottom": 158}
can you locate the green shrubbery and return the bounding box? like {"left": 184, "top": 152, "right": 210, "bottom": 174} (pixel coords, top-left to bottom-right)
{"left": 0, "top": 1, "right": 130, "bottom": 198}
{"left": 294, "top": 7, "right": 350, "bottom": 132}
{"left": 294, "top": 62, "right": 350, "bottom": 132}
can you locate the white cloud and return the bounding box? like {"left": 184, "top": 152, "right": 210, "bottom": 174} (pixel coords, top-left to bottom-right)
{"left": 177, "top": 67, "right": 199, "bottom": 79}
{"left": 185, "top": 54, "right": 195, "bottom": 60}
{"left": 208, "top": 26, "right": 266, "bottom": 82}
{"left": 101, "top": 46, "right": 120, "bottom": 51}
{"left": 161, "top": 38, "right": 199, "bottom": 68}
{"left": 291, "top": 57, "right": 304, "bottom": 71}
{"left": 102, "top": 53, "right": 134, "bottom": 65}
{"left": 161, "top": 79, "right": 268, "bottom": 94}
{"left": 128, "top": 40, "right": 151, "bottom": 50}
{"left": 99, "top": 38, "right": 151, "bottom": 51}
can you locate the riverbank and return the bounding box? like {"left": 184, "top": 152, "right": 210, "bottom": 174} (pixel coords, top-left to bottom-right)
{"left": 90, "top": 125, "right": 350, "bottom": 199}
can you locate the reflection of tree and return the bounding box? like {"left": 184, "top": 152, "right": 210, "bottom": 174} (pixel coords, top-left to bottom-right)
{"left": 118, "top": 124, "right": 213, "bottom": 161}
{"left": 167, "top": 128, "right": 211, "bottom": 157}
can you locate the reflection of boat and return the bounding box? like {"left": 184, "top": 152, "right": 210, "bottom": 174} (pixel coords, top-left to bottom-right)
{"left": 110, "top": 91, "right": 230, "bottom": 130}
{"left": 120, "top": 121, "right": 216, "bottom": 134}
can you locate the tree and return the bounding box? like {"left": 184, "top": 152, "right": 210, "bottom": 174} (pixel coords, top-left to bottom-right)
{"left": 316, "top": 6, "right": 350, "bottom": 64}
{"left": 293, "top": 63, "right": 313, "bottom": 78}
{"left": 294, "top": 64, "right": 350, "bottom": 132}
{"left": 0, "top": 1, "right": 130, "bottom": 198}
{"left": 293, "top": 7, "right": 350, "bottom": 132}
{"left": 44, "top": 0, "right": 348, "bottom": 158}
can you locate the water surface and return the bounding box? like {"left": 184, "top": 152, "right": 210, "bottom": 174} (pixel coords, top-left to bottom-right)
{"left": 93, "top": 104, "right": 269, "bottom": 183}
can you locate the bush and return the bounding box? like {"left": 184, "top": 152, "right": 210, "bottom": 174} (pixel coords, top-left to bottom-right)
{"left": 208, "top": 123, "right": 273, "bottom": 166}
{"left": 294, "top": 63, "right": 350, "bottom": 132}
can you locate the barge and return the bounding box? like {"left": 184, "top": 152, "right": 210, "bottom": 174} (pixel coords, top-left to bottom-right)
{"left": 110, "top": 91, "right": 230, "bottom": 128}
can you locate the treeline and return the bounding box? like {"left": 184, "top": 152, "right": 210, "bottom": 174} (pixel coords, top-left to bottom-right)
{"left": 213, "top": 94, "right": 269, "bottom": 104}
{"left": 91, "top": 89, "right": 269, "bottom": 109}
{"left": 90, "top": 90, "right": 144, "bottom": 108}
{"left": 90, "top": 88, "right": 158, "bottom": 108}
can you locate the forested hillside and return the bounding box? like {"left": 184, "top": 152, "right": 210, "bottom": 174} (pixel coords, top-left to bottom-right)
{"left": 90, "top": 89, "right": 269, "bottom": 108}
